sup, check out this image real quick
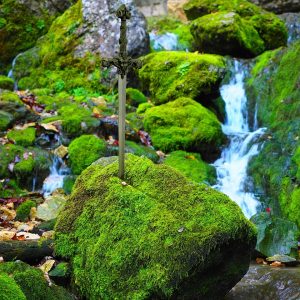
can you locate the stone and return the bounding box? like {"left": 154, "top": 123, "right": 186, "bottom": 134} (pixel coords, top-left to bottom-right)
{"left": 55, "top": 154, "right": 256, "bottom": 299}
{"left": 75, "top": 0, "right": 150, "bottom": 58}
{"left": 266, "top": 254, "right": 298, "bottom": 265}
{"left": 53, "top": 145, "right": 68, "bottom": 159}
{"left": 36, "top": 194, "right": 67, "bottom": 221}
{"left": 167, "top": 0, "right": 189, "bottom": 21}
{"left": 249, "top": 0, "right": 300, "bottom": 14}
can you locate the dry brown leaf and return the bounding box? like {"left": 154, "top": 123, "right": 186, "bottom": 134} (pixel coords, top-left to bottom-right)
{"left": 270, "top": 261, "right": 285, "bottom": 267}
{"left": 30, "top": 207, "right": 37, "bottom": 221}
{"left": 40, "top": 123, "right": 59, "bottom": 133}
{"left": 256, "top": 258, "right": 265, "bottom": 264}
{"left": 39, "top": 259, "right": 56, "bottom": 274}
{"left": 1, "top": 207, "right": 16, "bottom": 220}
{"left": 0, "top": 231, "right": 16, "bottom": 241}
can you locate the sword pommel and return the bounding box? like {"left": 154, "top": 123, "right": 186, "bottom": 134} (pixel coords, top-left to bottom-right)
{"left": 116, "top": 4, "right": 131, "bottom": 20}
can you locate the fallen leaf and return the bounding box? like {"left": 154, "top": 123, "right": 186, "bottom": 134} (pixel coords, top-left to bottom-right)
{"left": 1, "top": 207, "right": 16, "bottom": 220}
{"left": 39, "top": 259, "right": 56, "bottom": 274}
{"left": 92, "top": 107, "right": 103, "bottom": 118}
{"left": 256, "top": 258, "right": 265, "bottom": 264}
{"left": 0, "top": 231, "right": 16, "bottom": 241}
{"left": 40, "top": 123, "right": 59, "bottom": 133}
{"left": 270, "top": 261, "right": 285, "bottom": 267}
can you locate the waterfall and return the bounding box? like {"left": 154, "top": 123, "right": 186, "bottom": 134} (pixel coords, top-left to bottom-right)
{"left": 7, "top": 53, "right": 22, "bottom": 91}
{"left": 150, "top": 31, "right": 179, "bottom": 51}
{"left": 213, "top": 60, "right": 266, "bottom": 218}
{"left": 42, "top": 156, "right": 70, "bottom": 197}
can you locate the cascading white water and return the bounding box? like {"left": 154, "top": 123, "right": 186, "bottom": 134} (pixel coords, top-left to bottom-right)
{"left": 213, "top": 60, "right": 266, "bottom": 218}
{"left": 42, "top": 156, "right": 70, "bottom": 197}
{"left": 150, "top": 31, "right": 179, "bottom": 51}
{"left": 7, "top": 53, "right": 22, "bottom": 91}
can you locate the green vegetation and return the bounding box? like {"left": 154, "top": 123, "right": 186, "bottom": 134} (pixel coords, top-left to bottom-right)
{"left": 147, "top": 16, "right": 194, "bottom": 50}
{"left": 0, "top": 273, "right": 26, "bottom": 300}
{"left": 0, "top": 111, "right": 12, "bottom": 131}
{"left": 14, "top": 1, "right": 107, "bottom": 96}
{"left": 184, "top": 0, "right": 287, "bottom": 57}
{"left": 164, "top": 150, "right": 216, "bottom": 184}
{"left": 68, "top": 134, "right": 107, "bottom": 174}
{"left": 55, "top": 154, "right": 256, "bottom": 299}
{"left": 7, "top": 127, "right": 36, "bottom": 147}
{"left": 139, "top": 51, "right": 225, "bottom": 105}
{"left": 126, "top": 88, "right": 147, "bottom": 107}
{"left": 0, "top": 75, "right": 14, "bottom": 90}
{"left": 190, "top": 12, "right": 264, "bottom": 57}
{"left": 143, "top": 97, "right": 224, "bottom": 159}
{"left": 247, "top": 41, "right": 300, "bottom": 227}
{"left": 16, "top": 200, "right": 36, "bottom": 221}
{"left": 0, "top": 262, "right": 73, "bottom": 300}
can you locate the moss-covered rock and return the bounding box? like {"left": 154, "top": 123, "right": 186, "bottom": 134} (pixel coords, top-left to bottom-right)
{"left": 126, "top": 88, "right": 147, "bottom": 107}
{"left": 139, "top": 51, "right": 225, "bottom": 106}
{"left": 143, "top": 97, "right": 225, "bottom": 160}
{"left": 15, "top": 200, "right": 36, "bottom": 222}
{"left": 0, "top": 111, "right": 13, "bottom": 131}
{"left": 246, "top": 41, "right": 300, "bottom": 228}
{"left": 55, "top": 154, "right": 256, "bottom": 299}
{"left": 7, "top": 127, "right": 36, "bottom": 147}
{"left": 0, "top": 273, "right": 26, "bottom": 300}
{"left": 190, "top": 12, "right": 265, "bottom": 57}
{"left": 0, "top": 75, "right": 14, "bottom": 90}
{"left": 185, "top": 0, "right": 287, "bottom": 57}
{"left": 164, "top": 150, "right": 216, "bottom": 184}
{"left": 68, "top": 134, "right": 106, "bottom": 175}
{"left": 0, "top": 261, "right": 73, "bottom": 300}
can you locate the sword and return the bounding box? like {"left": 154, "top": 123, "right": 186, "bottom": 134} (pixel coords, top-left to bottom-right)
{"left": 102, "top": 4, "right": 142, "bottom": 179}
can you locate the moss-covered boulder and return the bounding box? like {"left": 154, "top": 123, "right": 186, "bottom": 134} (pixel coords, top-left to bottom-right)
{"left": 0, "top": 261, "right": 73, "bottom": 300}
{"left": 143, "top": 97, "right": 225, "bottom": 160}
{"left": 55, "top": 154, "right": 256, "bottom": 299}
{"left": 139, "top": 51, "right": 225, "bottom": 106}
{"left": 0, "top": 75, "right": 14, "bottom": 90}
{"left": 16, "top": 200, "right": 36, "bottom": 222}
{"left": 185, "top": 0, "right": 287, "bottom": 57}
{"left": 7, "top": 127, "right": 36, "bottom": 147}
{"left": 126, "top": 88, "right": 147, "bottom": 107}
{"left": 68, "top": 134, "right": 106, "bottom": 175}
{"left": 164, "top": 150, "right": 216, "bottom": 184}
{"left": 246, "top": 41, "right": 300, "bottom": 228}
{"left": 190, "top": 12, "right": 265, "bottom": 57}
{"left": 0, "top": 273, "right": 26, "bottom": 300}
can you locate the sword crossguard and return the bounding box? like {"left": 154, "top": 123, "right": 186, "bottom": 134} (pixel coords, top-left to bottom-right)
{"left": 101, "top": 5, "right": 142, "bottom": 79}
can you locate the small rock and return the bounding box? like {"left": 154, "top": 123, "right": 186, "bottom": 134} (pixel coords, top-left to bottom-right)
{"left": 0, "top": 207, "right": 16, "bottom": 221}
{"left": 16, "top": 232, "right": 40, "bottom": 240}
{"left": 91, "top": 96, "right": 107, "bottom": 107}
{"left": 53, "top": 145, "right": 68, "bottom": 158}
{"left": 0, "top": 231, "right": 15, "bottom": 241}
{"left": 42, "top": 231, "right": 55, "bottom": 239}
{"left": 37, "top": 194, "right": 66, "bottom": 221}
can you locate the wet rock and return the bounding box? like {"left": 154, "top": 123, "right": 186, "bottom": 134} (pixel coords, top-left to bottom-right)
{"left": 266, "top": 254, "right": 299, "bottom": 266}
{"left": 249, "top": 0, "right": 300, "bottom": 14}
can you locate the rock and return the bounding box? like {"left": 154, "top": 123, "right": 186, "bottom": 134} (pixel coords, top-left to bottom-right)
{"left": 184, "top": 0, "right": 287, "bottom": 57}
{"left": 7, "top": 127, "right": 36, "bottom": 147}
{"left": 168, "top": 0, "right": 189, "bottom": 21}
{"left": 251, "top": 212, "right": 298, "bottom": 257}
{"left": 68, "top": 134, "right": 107, "bottom": 175}
{"left": 226, "top": 264, "right": 300, "bottom": 300}
{"left": 53, "top": 145, "right": 68, "bottom": 159}
{"left": 75, "top": 0, "right": 149, "bottom": 58}
{"left": 0, "top": 261, "right": 74, "bottom": 299}
{"left": 143, "top": 97, "right": 225, "bottom": 160}
{"left": 266, "top": 254, "right": 299, "bottom": 266}
{"left": 191, "top": 12, "right": 265, "bottom": 57}
{"left": 279, "top": 12, "right": 300, "bottom": 44}
{"left": 0, "top": 231, "right": 15, "bottom": 241}
{"left": 91, "top": 96, "right": 107, "bottom": 107}
{"left": 36, "top": 194, "right": 67, "bottom": 221}
{"left": 0, "top": 75, "right": 14, "bottom": 90}
{"left": 55, "top": 154, "right": 256, "bottom": 299}
{"left": 164, "top": 150, "right": 216, "bottom": 184}
{"left": 249, "top": 0, "right": 300, "bottom": 14}
{"left": 139, "top": 51, "right": 226, "bottom": 105}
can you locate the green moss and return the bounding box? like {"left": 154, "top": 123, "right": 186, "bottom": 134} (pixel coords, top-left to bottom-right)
{"left": 247, "top": 41, "right": 300, "bottom": 227}
{"left": 0, "top": 91, "right": 22, "bottom": 103}
{"left": 0, "top": 273, "right": 26, "bottom": 300}
{"left": 7, "top": 127, "right": 36, "bottom": 146}
{"left": 55, "top": 154, "right": 256, "bottom": 299}
{"left": 16, "top": 200, "right": 36, "bottom": 221}
{"left": 0, "top": 262, "right": 73, "bottom": 300}
{"left": 0, "top": 75, "right": 14, "bottom": 90}
{"left": 0, "top": 110, "right": 13, "bottom": 131}
{"left": 0, "top": 179, "right": 25, "bottom": 198}
{"left": 14, "top": 2, "right": 107, "bottom": 95}
{"left": 164, "top": 150, "right": 216, "bottom": 184}
{"left": 63, "top": 175, "right": 77, "bottom": 195}
{"left": 0, "top": 0, "right": 56, "bottom": 70}
{"left": 68, "top": 134, "right": 107, "bottom": 174}
{"left": 191, "top": 12, "right": 265, "bottom": 57}
{"left": 14, "top": 157, "right": 35, "bottom": 174}
{"left": 184, "top": 0, "right": 287, "bottom": 57}
{"left": 139, "top": 51, "right": 225, "bottom": 105}
{"left": 147, "top": 16, "right": 194, "bottom": 50}
{"left": 126, "top": 88, "right": 147, "bottom": 107}
{"left": 143, "top": 97, "right": 224, "bottom": 159}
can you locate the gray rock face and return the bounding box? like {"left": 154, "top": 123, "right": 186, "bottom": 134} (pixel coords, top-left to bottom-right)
{"left": 249, "top": 0, "right": 300, "bottom": 14}
{"left": 75, "top": 0, "right": 150, "bottom": 58}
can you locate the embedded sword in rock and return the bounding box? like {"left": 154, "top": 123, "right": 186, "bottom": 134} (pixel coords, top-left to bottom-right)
{"left": 102, "top": 4, "right": 142, "bottom": 179}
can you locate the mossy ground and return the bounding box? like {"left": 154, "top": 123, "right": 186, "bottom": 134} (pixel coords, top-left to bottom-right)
{"left": 247, "top": 41, "right": 300, "bottom": 228}
{"left": 0, "top": 75, "right": 14, "bottom": 90}
{"left": 0, "top": 273, "right": 26, "bottom": 300}
{"left": 139, "top": 51, "right": 225, "bottom": 106}
{"left": 68, "top": 134, "right": 107, "bottom": 175}
{"left": 7, "top": 127, "right": 36, "bottom": 147}
{"left": 143, "top": 97, "right": 224, "bottom": 159}
{"left": 55, "top": 154, "right": 256, "bottom": 299}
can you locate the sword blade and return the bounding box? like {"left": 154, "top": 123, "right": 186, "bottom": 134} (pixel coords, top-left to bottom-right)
{"left": 118, "top": 74, "right": 126, "bottom": 179}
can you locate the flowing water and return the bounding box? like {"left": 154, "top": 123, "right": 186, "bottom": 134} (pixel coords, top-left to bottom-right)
{"left": 42, "top": 156, "right": 70, "bottom": 197}
{"left": 213, "top": 60, "right": 266, "bottom": 218}
{"left": 149, "top": 31, "right": 189, "bottom": 51}
{"left": 7, "top": 53, "right": 22, "bottom": 91}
